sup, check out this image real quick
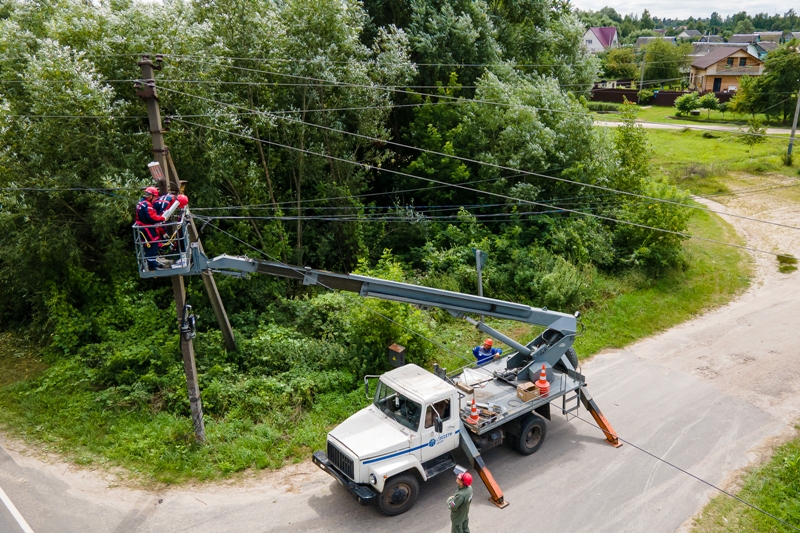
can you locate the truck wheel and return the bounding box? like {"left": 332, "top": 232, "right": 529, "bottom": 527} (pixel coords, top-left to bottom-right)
{"left": 566, "top": 348, "right": 579, "bottom": 370}
{"left": 555, "top": 348, "right": 579, "bottom": 371}
{"left": 514, "top": 414, "right": 546, "bottom": 455}
{"left": 377, "top": 473, "right": 419, "bottom": 516}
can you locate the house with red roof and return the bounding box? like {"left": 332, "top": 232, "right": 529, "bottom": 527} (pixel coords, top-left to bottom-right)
{"left": 582, "top": 27, "right": 619, "bottom": 53}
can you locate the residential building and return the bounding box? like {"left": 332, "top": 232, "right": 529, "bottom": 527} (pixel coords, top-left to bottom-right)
{"left": 677, "top": 29, "right": 702, "bottom": 39}
{"left": 689, "top": 47, "right": 764, "bottom": 92}
{"left": 729, "top": 34, "right": 759, "bottom": 43}
{"left": 754, "top": 41, "right": 779, "bottom": 59}
{"left": 698, "top": 35, "right": 724, "bottom": 43}
{"left": 635, "top": 35, "right": 676, "bottom": 50}
{"left": 582, "top": 27, "right": 619, "bottom": 53}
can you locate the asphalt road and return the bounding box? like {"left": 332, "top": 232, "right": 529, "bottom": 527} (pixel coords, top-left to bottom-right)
{"left": 595, "top": 119, "right": 793, "bottom": 135}
{"left": 1, "top": 194, "right": 798, "bottom": 533}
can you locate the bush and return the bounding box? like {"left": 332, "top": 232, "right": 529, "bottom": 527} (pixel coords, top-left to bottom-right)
{"left": 674, "top": 92, "right": 701, "bottom": 116}
{"left": 587, "top": 102, "right": 621, "bottom": 112}
{"left": 637, "top": 89, "right": 654, "bottom": 104}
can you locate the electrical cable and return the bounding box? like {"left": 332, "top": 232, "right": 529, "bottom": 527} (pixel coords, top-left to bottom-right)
{"left": 199, "top": 219, "right": 477, "bottom": 365}
{"left": 173, "top": 116, "right": 789, "bottom": 258}
{"left": 554, "top": 404, "right": 800, "bottom": 533}
{"left": 162, "top": 86, "right": 800, "bottom": 232}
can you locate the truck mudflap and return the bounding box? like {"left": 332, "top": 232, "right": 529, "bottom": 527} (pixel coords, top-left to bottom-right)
{"left": 312, "top": 451, "right": 378, "bottom": 505}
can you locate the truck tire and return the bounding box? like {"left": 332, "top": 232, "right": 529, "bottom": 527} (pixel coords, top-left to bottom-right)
{"left": 377, "top": 473, "right": 419, "bottom": 516}
{"left": 514, "top": 414, "right": 546, "bottom": 455}
{"left": 555, "top": 347, "right": 579, "bottom": 371}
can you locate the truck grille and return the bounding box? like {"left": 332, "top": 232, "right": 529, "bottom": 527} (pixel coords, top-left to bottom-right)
{"left": 327, "top": 441, "right": 354, "bottom": 480}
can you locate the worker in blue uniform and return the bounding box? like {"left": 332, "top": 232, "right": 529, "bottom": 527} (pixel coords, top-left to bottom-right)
{"left": 472, "top": 338, "right": 502, "bottom": 365}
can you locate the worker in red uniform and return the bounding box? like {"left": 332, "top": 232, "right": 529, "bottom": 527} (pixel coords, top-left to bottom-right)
{"left": 134, "top": 186, "right": 166, "bottom": 270}
{"left": 447, "top": 471, "right": 473, "bottom": 533}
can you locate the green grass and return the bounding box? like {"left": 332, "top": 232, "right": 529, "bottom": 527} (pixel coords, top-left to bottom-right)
{"left": 647, "top": 128, "right": 792, "bottom": 196}
{"left": 594, "top": 105, "right": 793, "bottom": 129}
{"left": 691, "top": 426, "right": 800, "bottom": 533}
{"left": 577, "top": 205, "right": 751, "bottom": 355}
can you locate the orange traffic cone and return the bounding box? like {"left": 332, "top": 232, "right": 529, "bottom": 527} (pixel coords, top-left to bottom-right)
{"left": 466, "top": 397, "right": 480, "bottom": 425}
{"left": 535, "top": 364, "right": 550, "bottom": 397}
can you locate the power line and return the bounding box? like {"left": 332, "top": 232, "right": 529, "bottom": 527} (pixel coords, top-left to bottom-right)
{"left": 173, "top": 116, "right": 787, "bottom": 258}
{"left": 560, "top": 407, "right": 800, "bottom": 533}
{"left": 162, "top": 86, "right": 800, "bottom": 232}
{"left": 200, "top": 219, "right": 477, "bottom": 366}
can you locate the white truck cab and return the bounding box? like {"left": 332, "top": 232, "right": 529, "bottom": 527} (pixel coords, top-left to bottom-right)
{"left": 313, "top": 364, "right": 462, "bottom": 515}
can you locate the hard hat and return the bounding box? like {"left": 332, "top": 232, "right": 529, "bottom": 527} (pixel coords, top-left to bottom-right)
{"left": 457, "top": 472, "right": 473, "bottom": 487}
{"left": 143, "top": 186, "right": 159, "bottom": 196}
{"left": 484, "top": 338, "right": 493, "bottom": 346}
{"left": 176, "top": 194, "right": 189, "bottom": 208}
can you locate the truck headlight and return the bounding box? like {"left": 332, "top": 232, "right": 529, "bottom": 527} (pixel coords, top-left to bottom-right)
{"left": 369, "top": 473, "right": 377, "bottom": 485}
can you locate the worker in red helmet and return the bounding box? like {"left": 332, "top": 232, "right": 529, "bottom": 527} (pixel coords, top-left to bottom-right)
{"left": 134, "top": 186, "right": 166, "bottom": 270}
{"left": 472, "top": 338, "right": 502, "bottom": 366}
{"left": 447, "top": 471, "right": 473, "bottom": 533}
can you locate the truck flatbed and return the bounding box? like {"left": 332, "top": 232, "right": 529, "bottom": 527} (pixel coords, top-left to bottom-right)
{"left": 452, "top": 358, "right": 584, "bottom": 435}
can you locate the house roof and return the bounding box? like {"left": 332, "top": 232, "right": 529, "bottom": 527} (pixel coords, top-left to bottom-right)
{"left": 691, "top": 46, "right": 759, "bottom": 69}
{"left": 654, "top": 29, "right": 666, "bottom": 35}
{"left": 635, "top": 35, "right": 676, "bottom": 49}
{"left": 589, "top": 27, "right": 618, "bottom": 49}
{"left": 691, "top": 42, "right": 747, "bottom": 56}
{"left": 681, "top": 29, "right": 702, "bottom": 37}
{"left": 700, "top": 35, "right": 724, "bottom": 42}
{"left": 757, "top": 31, "right": 784, "bottom": 42}
{"left": 729, "top": 34, "right": 758, "bottom": 43}
{"left": 756, "top": 41, "right": 779, "bottom": 52}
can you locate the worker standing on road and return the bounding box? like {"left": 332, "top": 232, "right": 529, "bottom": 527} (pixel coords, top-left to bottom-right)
{"left": 472, "top": 338, "right": 502, "bottom": 365}
{"left": 447, "top": 471, "right": 473, "bottom": 533}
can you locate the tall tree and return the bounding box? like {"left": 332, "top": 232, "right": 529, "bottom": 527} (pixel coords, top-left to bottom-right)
{"left": 642, "top": 38, "right": 692, "bottom": 87}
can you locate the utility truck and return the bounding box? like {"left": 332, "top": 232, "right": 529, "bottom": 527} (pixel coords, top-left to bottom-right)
{"left": 135, "top": 216, "right": 621, "bottom": 515}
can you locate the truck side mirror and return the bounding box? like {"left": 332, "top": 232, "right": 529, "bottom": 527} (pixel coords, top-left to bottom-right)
{"left": 434, "top": 417, "right": 443, "bottom": 433}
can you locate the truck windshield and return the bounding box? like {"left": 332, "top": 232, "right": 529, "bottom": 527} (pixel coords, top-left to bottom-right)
{"left": 374, "top": 381, "right": 422, "bottom": 431}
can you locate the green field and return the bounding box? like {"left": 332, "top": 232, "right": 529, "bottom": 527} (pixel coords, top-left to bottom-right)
{"left": 594, "top": 103, "right": 795, "bottom": 129}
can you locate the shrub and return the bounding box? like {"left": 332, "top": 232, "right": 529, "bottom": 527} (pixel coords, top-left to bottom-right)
{"left": 587, "top": 102, "right": 621, "bottom": 112}
{"left": 674, "top": 92, "right": 700, "bottom": 116}
{"left": 637, "top": 89, "right": 654, "bottom": 104}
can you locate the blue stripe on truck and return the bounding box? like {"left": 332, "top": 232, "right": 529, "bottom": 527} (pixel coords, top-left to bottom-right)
{"left": 362, "top": 429, "right": 461, "bottom": 465}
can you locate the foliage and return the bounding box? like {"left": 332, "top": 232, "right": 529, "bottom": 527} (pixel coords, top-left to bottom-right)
{"left": 637, "top": 89, "right": 654, "bottom": 104}
{"left": 740, "top": 116, "right": 767, "bottom": 151}
{"left": 601, "top": 47, "right": 638, "bottom": 80}
{"left": 0, "top": 0, "right": 706, "bottom": 481}
{"left": 642, "top": 39, "right": 692, "bottom": 88}
{"left": 674, "top": 92, "right": 701, "bottom": 116}
{"left": 698, "top": 92, "right": 719, "bottom": 118}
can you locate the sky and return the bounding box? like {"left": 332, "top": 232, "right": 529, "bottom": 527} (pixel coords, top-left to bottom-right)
{"left": 569, "top": 0, "right": 796, "bottom": 20}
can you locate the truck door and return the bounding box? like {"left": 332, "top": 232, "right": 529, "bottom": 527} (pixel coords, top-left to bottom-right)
{"left": 418, "top": 397, "right": 458, "bottom": 463}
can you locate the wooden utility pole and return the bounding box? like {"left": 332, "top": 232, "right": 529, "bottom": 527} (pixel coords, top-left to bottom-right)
{"left": 137, "top": 54, "right": 235, "bottom": 442}
{"left": 787, "top": 80, "right": 800, "bottom": 165}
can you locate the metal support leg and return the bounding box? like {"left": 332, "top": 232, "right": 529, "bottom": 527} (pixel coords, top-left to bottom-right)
{"left": 459, "top": 431, "right": 509, "bottom": 509}
{"left": 578, "top": 386, "right": 622, "bottom": 448}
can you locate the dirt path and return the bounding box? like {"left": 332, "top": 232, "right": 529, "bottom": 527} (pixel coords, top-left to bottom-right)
{"left": 1, "top": 174, "right": 799, "bottom": 533}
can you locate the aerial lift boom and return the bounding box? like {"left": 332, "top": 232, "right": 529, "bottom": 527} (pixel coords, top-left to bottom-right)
{"left": 134, "top": 218, "right": 620, "bottom": 510}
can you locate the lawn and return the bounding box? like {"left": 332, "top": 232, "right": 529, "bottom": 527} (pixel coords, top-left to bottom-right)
{"left": 594, "top": 104, "right": 794, "bottom": 129}
{"left": 647, "top": 128, "right": 795, "bottom": 196}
